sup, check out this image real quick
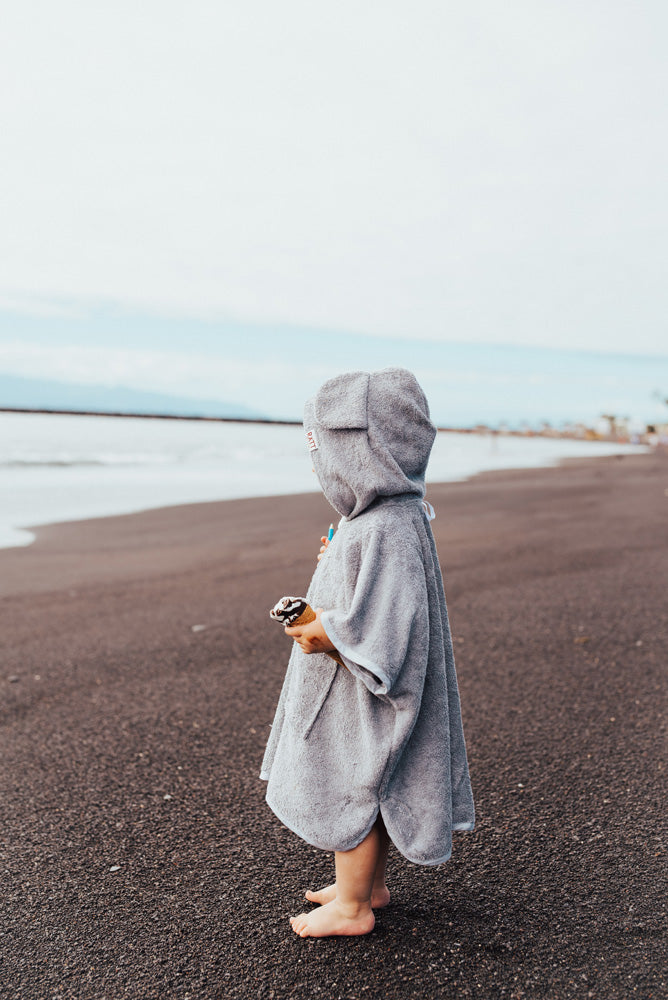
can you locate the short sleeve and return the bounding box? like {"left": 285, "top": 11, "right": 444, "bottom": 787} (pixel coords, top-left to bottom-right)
{"left": 320, "top": 528, "right": 428, "bottom": 696}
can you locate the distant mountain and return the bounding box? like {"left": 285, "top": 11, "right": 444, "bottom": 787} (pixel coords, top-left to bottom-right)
{"left": 0, "top": 373, "right": 268, "bottom": 420}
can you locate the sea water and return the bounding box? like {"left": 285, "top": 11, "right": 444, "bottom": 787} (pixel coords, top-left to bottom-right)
{"left": 0, "top": 411, "right": 647, "bottom": 549}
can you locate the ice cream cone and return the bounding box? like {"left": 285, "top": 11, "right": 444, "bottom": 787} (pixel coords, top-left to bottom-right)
{"left": 270, "top": 596, "right": 346, "bottom": 668}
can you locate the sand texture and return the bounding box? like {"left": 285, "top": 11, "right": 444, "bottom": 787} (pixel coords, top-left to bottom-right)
{"left": 1, "top": 451, "right": 666, "bottom": 999}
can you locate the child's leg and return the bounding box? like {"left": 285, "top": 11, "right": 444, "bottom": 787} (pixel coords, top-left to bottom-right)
{"left": 371, "top": 812, "right": 391, "bottom": 905}
{"left": 290, "top": 818, "right": 385, "bottom": 937}
{"left": 305, "top": 812, "right": 391, "bottom": 908}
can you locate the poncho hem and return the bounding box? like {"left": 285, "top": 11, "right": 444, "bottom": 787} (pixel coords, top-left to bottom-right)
{"left": 263, "top": 789, "right": 470, "bottom": 866}
{"left": 264, "top": 794, "right": 381, "bottom": 854}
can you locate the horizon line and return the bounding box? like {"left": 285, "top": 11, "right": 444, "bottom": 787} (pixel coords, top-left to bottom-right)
{"left": 0, "top": 406, "right": 652, "bottom": 439}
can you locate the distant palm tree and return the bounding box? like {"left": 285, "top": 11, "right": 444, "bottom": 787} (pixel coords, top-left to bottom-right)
{"left": 601, "top": 413, "right": 617, "bottom": 436}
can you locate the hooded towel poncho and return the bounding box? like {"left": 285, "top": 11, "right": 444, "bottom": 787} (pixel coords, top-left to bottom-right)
{"left": 260, "top": 367, "right": 475, "bottom": 865}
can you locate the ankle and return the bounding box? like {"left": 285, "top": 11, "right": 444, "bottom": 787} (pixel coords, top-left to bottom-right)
{"left": 336, "top": 897, "right": 373, "bottom": 918}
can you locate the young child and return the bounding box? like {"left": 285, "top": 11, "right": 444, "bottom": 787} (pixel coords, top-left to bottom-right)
{"left": 260, "top": 367, "right": 475, "bottom": 938}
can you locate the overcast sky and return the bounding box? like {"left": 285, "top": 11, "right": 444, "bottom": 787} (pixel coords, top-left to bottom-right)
{"left": 1, "top": 0, "right": 667, "bottom": 376}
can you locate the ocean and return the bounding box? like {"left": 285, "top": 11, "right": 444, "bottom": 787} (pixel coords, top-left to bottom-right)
{"left": 0, "top": 411, "right": 647, "bottom": 549}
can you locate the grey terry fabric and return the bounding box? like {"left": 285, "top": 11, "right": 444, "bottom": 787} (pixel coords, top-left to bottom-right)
{"left": 260, "top": 367, "right": 475, "bottom": 865}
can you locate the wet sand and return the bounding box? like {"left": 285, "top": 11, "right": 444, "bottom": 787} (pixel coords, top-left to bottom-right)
{"left": 1, "top": 451, "right": 666, "bottom": 999}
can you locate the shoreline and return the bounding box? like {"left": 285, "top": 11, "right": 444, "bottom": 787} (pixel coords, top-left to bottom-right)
{"left": 0, "top": 448, "right": 657, "bottom": 598}
{"left": 3, "top": 444, "right": 652, "bottom": 554}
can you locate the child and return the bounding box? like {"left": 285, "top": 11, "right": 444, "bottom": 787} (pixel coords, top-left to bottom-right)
{"left": 260, "top": 367, "right": 475, "bottom": 938}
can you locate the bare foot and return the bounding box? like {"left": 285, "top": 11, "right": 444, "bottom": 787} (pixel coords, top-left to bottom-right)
{"left": 305, "top": 883, "right": 391, "bottom": 909}
{"left": 290, "top": 898, "right": 375, "bottom": 938}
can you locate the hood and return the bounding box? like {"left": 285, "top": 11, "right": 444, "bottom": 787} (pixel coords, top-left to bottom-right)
{"left": 303, "top": 367, "right": 437, "bottom": 519}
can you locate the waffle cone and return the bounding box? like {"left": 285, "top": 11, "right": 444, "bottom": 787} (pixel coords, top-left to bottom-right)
{"left": 291, "top": 606, "right": 316, "bottom": 627}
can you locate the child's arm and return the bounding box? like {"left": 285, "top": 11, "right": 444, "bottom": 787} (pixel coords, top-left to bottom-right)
{"left": 285, "top": 608, "right": 336, "bottom": 655}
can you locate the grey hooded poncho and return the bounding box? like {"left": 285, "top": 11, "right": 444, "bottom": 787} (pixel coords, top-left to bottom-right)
{"left": 260, "top": 367, "right": 475, "bottom": 865}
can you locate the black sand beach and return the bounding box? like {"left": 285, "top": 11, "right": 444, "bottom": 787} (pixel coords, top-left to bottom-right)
{"left": 1, "top": 451, "right": 666, "bottom": 999}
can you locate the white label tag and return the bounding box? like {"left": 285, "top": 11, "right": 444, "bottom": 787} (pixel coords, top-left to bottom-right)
{"left": 306, "top": 429, "right": 319, "bottom": 452}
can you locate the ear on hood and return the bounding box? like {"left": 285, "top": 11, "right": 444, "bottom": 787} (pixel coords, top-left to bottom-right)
{"left": 314, "top": 371, "right": 369, "bottom": 430}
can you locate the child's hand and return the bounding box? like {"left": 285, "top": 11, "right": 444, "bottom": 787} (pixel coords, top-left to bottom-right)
{"left": 317, "top": 536, "right": 329, "bottom": 561}
{"left": 285, "top": 608, "right": 336, "bottom": 655}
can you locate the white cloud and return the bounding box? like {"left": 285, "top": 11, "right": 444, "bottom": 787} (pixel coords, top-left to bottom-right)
{"left": 0, "top": 1, "right": 667, "bottom": 354}
{"left": 0, "top": 339, "right": 334, "bottom": 417}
